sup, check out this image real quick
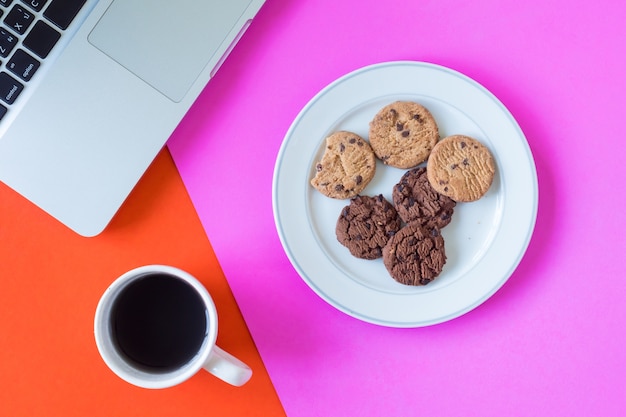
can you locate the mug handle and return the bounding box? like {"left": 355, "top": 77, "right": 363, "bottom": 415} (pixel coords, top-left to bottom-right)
{"left": 203, "top": 346, "right": 252, "bottom": 387}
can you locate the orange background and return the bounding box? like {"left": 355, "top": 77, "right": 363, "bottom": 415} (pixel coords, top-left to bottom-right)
{"left": 0, "top": 149, "right": 286, "bottom": 416}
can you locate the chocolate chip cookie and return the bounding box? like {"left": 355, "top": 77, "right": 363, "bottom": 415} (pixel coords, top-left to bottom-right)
{"left": 369, "top": 101, "right": 439, "bottom": 169}
{"left": 310, "top": 131, "right": 376, "bottom": 199}
{"left": 382, "top": 222, "right": 446, "bottom": 286}
{"left": 427, "top": 135, "right": 495, "bottom": 202}
{"left": 392, "top": 167, "right": 456, "bottom": 228}
{"left": 336, "top": 195, "right": 401, "bottom": 260}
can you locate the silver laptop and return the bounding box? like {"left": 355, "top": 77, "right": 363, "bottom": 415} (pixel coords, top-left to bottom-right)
{"left": 0, "top": 0, "right": 265, "bottom": 236}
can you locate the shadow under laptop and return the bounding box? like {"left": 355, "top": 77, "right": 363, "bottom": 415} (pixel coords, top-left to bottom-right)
{"left": 103, "top": 148, "right": 182, "bottom": 236}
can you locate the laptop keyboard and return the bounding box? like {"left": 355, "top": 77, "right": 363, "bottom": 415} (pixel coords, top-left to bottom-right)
{"left": 0, "top": 0, "right": 86, "bottom": 121}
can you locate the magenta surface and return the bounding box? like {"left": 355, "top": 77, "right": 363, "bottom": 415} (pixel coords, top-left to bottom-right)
{"left": 167, "top": 1, "right": 626, "bottom": 415}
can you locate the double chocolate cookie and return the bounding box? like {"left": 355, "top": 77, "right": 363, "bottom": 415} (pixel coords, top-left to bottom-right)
{"left": 336, "top": 195, "right": 401, "bottom": 260}
{"left": 392, "top": 167, "right": 456, "bottom": 228}
{"left": 382, "top": 222, "right": 446, "bottom": 286}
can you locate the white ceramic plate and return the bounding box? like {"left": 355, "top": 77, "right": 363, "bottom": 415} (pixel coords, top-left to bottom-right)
{"left": 272, "top": 61, "right": 538, "bottom": 327}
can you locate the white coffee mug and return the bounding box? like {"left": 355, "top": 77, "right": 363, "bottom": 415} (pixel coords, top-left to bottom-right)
{"left": 94, "top": 265, "right": 252, "bottom": 389}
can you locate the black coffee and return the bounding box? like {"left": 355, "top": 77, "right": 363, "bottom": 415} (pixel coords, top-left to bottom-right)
{"left": 111, "top": 273, "right": 208, "bottom": 373}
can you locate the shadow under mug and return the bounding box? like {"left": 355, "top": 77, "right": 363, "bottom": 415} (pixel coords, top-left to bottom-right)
{"left": 94, "top": 265, "right": 252, "bottom": 389}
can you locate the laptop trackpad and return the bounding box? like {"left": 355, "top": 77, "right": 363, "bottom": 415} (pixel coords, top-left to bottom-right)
{"left": 88, "top": 0, "right": 252, "bottom": 102}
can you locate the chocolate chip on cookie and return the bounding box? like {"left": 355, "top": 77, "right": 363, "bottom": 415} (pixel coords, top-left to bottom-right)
{"left": 382, "top": 222, "right": 446, "bottom": 286}
{"left": 392, "top": 167, "right": 456, "bottom": 228}
{"left": 336, "top": 195, "right": 401, "bottom": 260}
{"left": 369, "top": 101, "right": 439, "bottom": 169}
{"left": 427, "top": 135, "right": 495, "bottom": 202}
{"left": 310, "top": 131, "right": 376, "bottom": 199}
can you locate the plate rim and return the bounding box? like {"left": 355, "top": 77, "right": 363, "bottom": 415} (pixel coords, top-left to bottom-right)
{"left": 272, "top": 60, "right": 538, "bottom": 327}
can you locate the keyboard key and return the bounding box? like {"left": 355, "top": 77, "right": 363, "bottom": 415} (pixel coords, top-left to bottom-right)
{"left": 24, "top": 20, "right": 60, "bottom": 58}
{"left": 0, "top": 27, "right": 17, "bottom": 57}
{"left": 0, "top": 103, "right": 7, "bottom": 120}
{"left": 4, "top": 4, "right": 34, "bottom": 35}
{"left": 8, "top": 49, "right": 39, "bottom": 81}
{"left": 20, "top": 0, "right": 48, "bottom": 12}
{"left": 43, "top": 0, "right": 86, "bottom": 30}
{"left": 0, "top": 71, "right": 23, "bottom": 104}
{"left": 0, "top": 0, "right": 13, "bottom": 8}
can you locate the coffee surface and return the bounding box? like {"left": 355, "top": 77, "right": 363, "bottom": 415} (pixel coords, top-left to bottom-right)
{"left": 111, "top": 274, "right": 207, "bottom": 372}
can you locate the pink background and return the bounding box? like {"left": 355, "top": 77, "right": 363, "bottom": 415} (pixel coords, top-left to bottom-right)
{"left": 168, "top": 0, "right": 626, "bottom": 416}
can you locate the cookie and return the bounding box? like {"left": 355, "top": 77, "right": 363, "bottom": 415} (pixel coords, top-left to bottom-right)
{"left": 382, "top": 222, "right": 446, "bottom": 286}
{"left": 336, "top": 195, "right": 401, "bottom": 260}
{"left": 369, "top": 101, "right": 439, "bottom": 169}
{"left": 427, "top": 135, "right": 495, "bottom": 202}
{"left": 392, "top": 167, "right": 456, "bottom": 228}
{"left": 310, "top": 131, "right": 376, "bottom": 199}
